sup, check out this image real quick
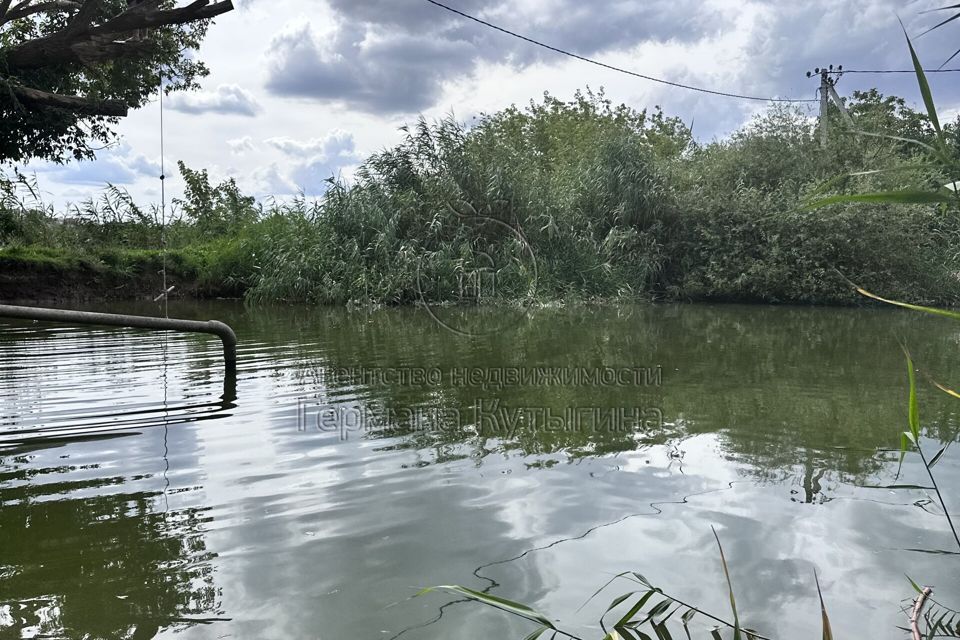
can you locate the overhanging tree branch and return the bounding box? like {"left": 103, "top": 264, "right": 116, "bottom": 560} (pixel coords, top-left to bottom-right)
{"left": 11, "top": 83, "right": 127, "bottom": 116}
{"left": 90, "top": 0, "right": 234, "bottom": 34}
{"left": 67, "top": 34, "right": 157, "bottom": 66}
{"left": 5, "top": 0, "right": 234, "bottom": 69}
{"left": 62, "top": 0, "right": 101, "bottom": 32}
{"left": 0, "top": 0, "right": 13, "bottom": 23}
{"left": 4, "top": 0, "right": 82, "bottom": 23}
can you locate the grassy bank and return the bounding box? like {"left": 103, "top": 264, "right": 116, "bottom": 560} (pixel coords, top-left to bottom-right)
{"left": 3, "top": 89, "right": 960, "bottom": 306}
{"left": 0, "top": 245, "right": 237, "bottom": 303}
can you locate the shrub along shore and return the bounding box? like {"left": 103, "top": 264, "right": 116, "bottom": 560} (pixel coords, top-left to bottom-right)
{"left": 3, "top": 89, "right": 960, "bottom": 306}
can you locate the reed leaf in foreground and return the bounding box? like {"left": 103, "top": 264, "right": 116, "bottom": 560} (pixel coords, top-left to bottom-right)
{"left": 856, "top": 287, "right": 960, "bottom": 322}
{"left": 896, "top": 350, "right": 960, "bottom": 552}
{"left": 805, "top": 189, "right": 955, "bottom": 208}
{"left": 712, "top": 527, "right": 742, "bottom": 640}
{"left": 905, "top": 348, "right": 920, "bottom": 446}
{"left": 926, "top": 2, "right": 960, "bottom": 67}
{"left": 416, "top": 585, "right": 562, "bottom": 632}
{"left": 814, "top": 570, "right": 834, "bottom": 640}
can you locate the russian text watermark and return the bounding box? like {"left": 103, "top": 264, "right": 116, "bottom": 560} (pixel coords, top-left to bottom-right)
{"left": 296, "top": 398, "right": 665, "bottom": 441}
{"left": 315, "top": 365, "right": 662, "bottom": 389}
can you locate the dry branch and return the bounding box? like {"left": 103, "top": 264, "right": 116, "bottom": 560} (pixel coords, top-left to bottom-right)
{"left": 911, "top": 586, "right": 933, "bottom": 640}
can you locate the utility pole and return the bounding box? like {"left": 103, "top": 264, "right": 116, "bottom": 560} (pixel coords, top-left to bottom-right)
{"left": 819, "top": 69, "right": 830, "bottom": 145}
{"left": 807, "top": 65, "right": 853, "bottom": 145}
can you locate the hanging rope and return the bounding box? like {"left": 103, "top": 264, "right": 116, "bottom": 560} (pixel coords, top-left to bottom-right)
{"left": 157, "top": 70, "right": 170, "bottom": 319}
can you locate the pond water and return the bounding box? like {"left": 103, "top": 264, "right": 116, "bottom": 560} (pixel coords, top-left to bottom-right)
{"left": 1, "top": 302, "right": 959, "bottom": 639}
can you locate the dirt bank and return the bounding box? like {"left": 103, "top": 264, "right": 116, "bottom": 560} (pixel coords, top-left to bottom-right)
{"left": 0, "top": 249, "right": 235, "bottom": 305}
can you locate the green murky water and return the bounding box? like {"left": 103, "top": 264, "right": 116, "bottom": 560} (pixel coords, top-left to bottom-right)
{"left": 1, "top": 302, "right": 958, "bottom": 639}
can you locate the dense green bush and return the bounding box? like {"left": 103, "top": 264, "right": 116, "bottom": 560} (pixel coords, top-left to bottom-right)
{"left": 3, "top": 88, "right": 960, "bottom": 306}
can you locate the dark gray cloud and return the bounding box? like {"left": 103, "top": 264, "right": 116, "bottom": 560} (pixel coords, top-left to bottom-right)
{"left": 324, "top": 0, "right": 729, "bottom": 57}
{"left": 473, "top": 0, "right": 732, "bottom": 63}
{"left": 167, "top": 84, "right": 263, "bottom": 117}
{"left": 264, "top": 20, "right": 475, "bottom": 114}
{"left": 324, "top": 0, "right": 488, "bottom": 30}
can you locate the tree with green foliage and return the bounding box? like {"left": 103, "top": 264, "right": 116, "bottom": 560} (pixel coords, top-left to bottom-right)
{"left": 844, "top": 89, "right": 935, "bottom": 150}
{"left": 174, "top": 160, "right": 258, "bottom": 236}
{"left": 0, "top": 0, "right": 233, "bottom": 164}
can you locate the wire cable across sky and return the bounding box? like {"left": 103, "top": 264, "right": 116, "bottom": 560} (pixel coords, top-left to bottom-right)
{"left": 843, "top": 68, "right": 960, "bottom": 74}
{"left": 425, "top": 0, "right": 818, "bottom": 103}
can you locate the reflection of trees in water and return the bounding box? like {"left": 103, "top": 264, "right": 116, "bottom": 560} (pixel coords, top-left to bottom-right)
{"left": 295, "top": 379, "right": 672, "bottom": 464}
{"left": 62, "top": 300, "right": 956, "bottom": 488}
{"left": 264, "top": 303, "right": 960, "bottom": 487}
{"left": 0, "top": 469, "right": 221, "bottom": 640}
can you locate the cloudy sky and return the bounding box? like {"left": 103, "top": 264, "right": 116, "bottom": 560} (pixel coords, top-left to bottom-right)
{"left": 21, "top": 0, "right": 960, "bottom": 209}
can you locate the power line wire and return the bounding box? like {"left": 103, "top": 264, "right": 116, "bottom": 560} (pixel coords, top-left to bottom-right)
{"left": 424, "top": 0, "right": 817, "bottom": 103}
{"left": 843, "top": 68, "right": 960, "bottom": 74}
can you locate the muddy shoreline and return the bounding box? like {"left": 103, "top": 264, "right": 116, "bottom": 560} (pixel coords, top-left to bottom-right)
{"left": 0, "top": 261, "right": 230, "bottom": 305}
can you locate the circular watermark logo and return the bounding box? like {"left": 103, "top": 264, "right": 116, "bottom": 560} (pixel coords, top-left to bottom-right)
{"left": 416, "top": 214, "right": 538, "bottom": 338}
